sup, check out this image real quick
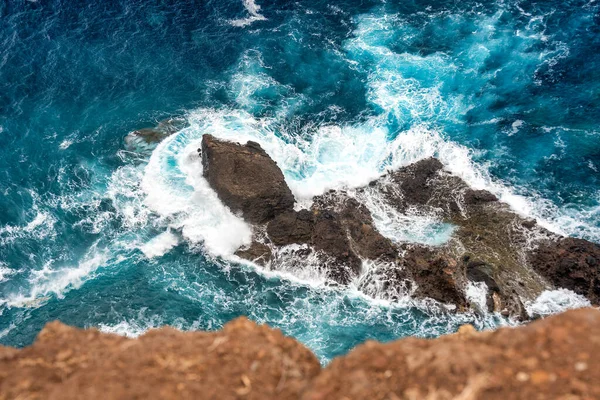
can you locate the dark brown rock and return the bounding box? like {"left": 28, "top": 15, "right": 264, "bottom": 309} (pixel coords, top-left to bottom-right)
{"left": 235, "top": 241, "right": 272, "bottom": 266}
{"left": 464, "top": 188, "right": 498, "bottom": 205}
{"left": 266, "top": 210, "right": 314, "bottom": 246}
{"left": 401, "top": 245, "right": 468, "bottom": 308}
{"left": 389, "top": 157, "right": 445, "bottom": 209}
{"left": 201, "top": 135, "right": 295, "bottom": 224}
{"left": 263, "top": 192, "right": 396, "bottom": 286}
{"left": 465, "top": 259, "right": 501, "bottom": 312}
{"left": 312, "top": 209, "right": 362, "bottom": 285}
{"left": 529, "top": 237, "right": 600, "bottom": 305}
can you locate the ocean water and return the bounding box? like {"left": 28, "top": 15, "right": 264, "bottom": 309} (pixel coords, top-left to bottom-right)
{"left": 0, "top": 0, "right": 598, "bottom": 363}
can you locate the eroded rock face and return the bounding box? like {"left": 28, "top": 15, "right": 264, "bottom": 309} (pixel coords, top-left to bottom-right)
{"left": 399, "top": 245, "right": 468, "bottom": 309}
{"left": 373, "top": 158, "right": 553, "bottom": 317}
{"left": 0, "top": 318, "right": 320, "bottom": 400}
{"left": 200, "top": 135, "right": 295, "bottom": 224}
{"left": 2, "top": 309, "right": 600, "bottom": 400}
{"left": 267, "top": 210, "right": 315, "bottom": 246}
{"left": 529, "top": 237, "right": 600, "bottom": 305}
{"left": 303, "top": 308, "right": 600, "bottom": 400}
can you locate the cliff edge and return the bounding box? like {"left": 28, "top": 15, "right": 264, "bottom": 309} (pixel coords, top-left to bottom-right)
{"left": 1, "top": 308, "right": 599, "bottom": 399}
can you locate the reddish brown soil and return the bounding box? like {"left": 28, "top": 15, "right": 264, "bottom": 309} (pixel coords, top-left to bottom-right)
{"left": 1, "top": 309, "right": 600, "bottom": 400}
{"left": 304, "top": 308, "right": 600, "bottom": 400}
{"left": 0, "top": 318, "right": 320, "bottom": 400}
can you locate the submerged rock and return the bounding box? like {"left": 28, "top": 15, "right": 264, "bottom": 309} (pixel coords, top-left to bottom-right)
{"left": 124, "top": 117, "right": 187, "bottom": 151}
{"left": 200, "top": 135, "right": 295, "bottom": 224}
{"left": 2, "top": 309, "right": 599, "bottom": 399}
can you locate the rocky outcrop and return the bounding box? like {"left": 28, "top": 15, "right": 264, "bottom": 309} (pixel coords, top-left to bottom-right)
{"left": 371, "top": 158, "right": 552, "bottom": 318}
{"left": 2, "top": 308, "right": 600, "bottom": 399}
{"left": 200, "top": 135, "right": 295, "bottom": 224}
{"left": 200, "top": 135, "right": 600, "bottom": 318}
{"left": 529, "top": 238, "right": 600, "bottom": 305}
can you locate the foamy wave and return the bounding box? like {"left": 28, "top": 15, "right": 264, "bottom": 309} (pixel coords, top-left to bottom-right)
{"left": 230, "top": 0, "right": 267, "bottom": 27}
{"left": 141, "top": 129, "right": 252, "bottom": 258}
{"left": 140, "top": 230, "right": 179, "bottom": 258}
{"left": 0, "top": 197, "right": 56, "bottom": 246}
{"left": 97, "top": 308, "right": 197, "bottom": 338}
{"left": 0, "top": 263, "right": 16, "bottom": 283}
{"left": 525, "top": 289, "right": 592, "bottom": 318}
{"left": 2, "top": 245, "right": 108, "bottom": 309}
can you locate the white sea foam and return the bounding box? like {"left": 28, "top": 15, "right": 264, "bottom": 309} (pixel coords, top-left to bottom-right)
{"left": 0, "top": 263, "right": 16, "bottom": 283}
{"left": 97, "top": 309, "right": 196, "bottom": 338}
{"left": 141, "top": 130, "right": 252, "bottom": 258}
{"left": 59, "top": 139, "right": 73, "bottom": 150}
{"left": 525, "top": 289, "right": 591, "bottom": 318}
{"left": 230, "top": 0, "right": 267, "bottom": 27}
{"left": 140, "top": 230, "right": 179, "bottom": 258}
{"left": 0, "top": 204, "right": 56, "bottom": 246}
{"left": 98, "top": 320, "right": 151, "bottom": 338}
{"left": 465, "top": 281, "right": 490, "bottom": 314}
{"left": 3, "top": 245, "right": 108, "bottom": 309}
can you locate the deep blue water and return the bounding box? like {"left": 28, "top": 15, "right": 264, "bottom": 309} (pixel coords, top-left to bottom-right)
{"left": 0, "top": 0, "right": 599, "bottom": 363}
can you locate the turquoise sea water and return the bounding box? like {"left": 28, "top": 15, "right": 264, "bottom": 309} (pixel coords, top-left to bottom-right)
{"left": 1, "top": 0, "right": 598, "bottom": 362}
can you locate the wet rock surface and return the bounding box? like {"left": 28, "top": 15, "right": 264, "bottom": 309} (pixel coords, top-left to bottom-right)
{"left": 200, "top": 135, "right": 600, "bottom": 317}
{"left": 399, "top": 245, "right": 468, "bottom": 309}
{"left": 529, "top": 237, "right": 600, "bottom": 305}
{"left": 2, "top": 309, "right": 600, "bottom": 400}
{"left": 235, "top": 241, "right": 272, "bottom": 266}
{"left": 200, "top": 135, "right": 295, "bottom": 224}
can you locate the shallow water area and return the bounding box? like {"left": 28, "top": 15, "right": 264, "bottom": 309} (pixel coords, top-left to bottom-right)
{"left": 0, "top": 0, "right": 598, "bottom": 363}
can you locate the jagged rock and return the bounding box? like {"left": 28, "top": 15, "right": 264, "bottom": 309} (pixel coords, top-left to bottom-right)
{"left": 200, "top": 135, "right": 295, "bottom": 224}
{"left": 529, "top": 237, "right": 600, "bottom": 305}
{"left": 464, "top": 258, "right": 502, "bottom": 313}
{"left": 463, "top": 188, "right": 499, "bottom": 205}
{"left": 357, "top": 263, "right": 413, "bottom": 301}
{"left": 400, "top": 245, "right": 468, "bottom": 308}
{"left": 333, "top": 196, "right": 397, "bottom": 261}
{"left": 303, "top": 308, "right": 600, "bottom": 400}
{"left": 267, "top": 210, "right": 314, "bottom": 246}
{"left": 311, "top": 209, "right": 362, "bottom": 284}
{"left": 3, "top": 309, "right": 600, "bottom": 400}
{"left": 374, "top": 158, "right": 557, "bottom": 317}
{"left": 264, "top": 192, "right": 396, "bottom": 285}
{"left": 387, "top": 157, "right": 446, "bottom": 209}
{"left": 199, "top": 135, "right": 600, "bottom": 315}
{"left": 0, "top": 318, "right": 320, "bottom": 400}
{"left": 235, "top": 241, "right": 272, "bottom": 266}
